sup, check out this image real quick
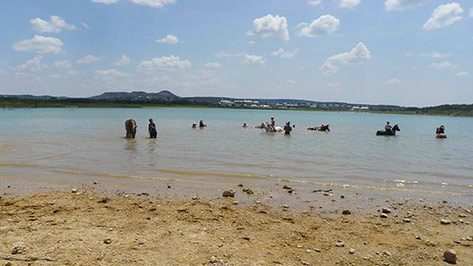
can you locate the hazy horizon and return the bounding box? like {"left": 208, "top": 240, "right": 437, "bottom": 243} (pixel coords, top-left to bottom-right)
{"left": 0, "top": 0, "right": 472, "bottom": 107}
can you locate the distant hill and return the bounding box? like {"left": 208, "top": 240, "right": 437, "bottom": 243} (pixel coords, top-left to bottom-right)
{"left": 91, "top": 90, "right": 180, "bottom": 101}
{"left": 1, "top": 90, "right": 473, "bottom": 117}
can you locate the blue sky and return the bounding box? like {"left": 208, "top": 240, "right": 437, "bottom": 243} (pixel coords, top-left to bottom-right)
{"left": 0, "top": 0, "right": 471, "bottom": 106}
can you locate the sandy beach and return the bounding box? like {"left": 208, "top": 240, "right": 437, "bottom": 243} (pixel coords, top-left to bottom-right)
{"left": 1, "top": 185, "right": 472, "bottom": 266}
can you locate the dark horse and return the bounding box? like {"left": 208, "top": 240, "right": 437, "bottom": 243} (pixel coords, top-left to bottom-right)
{"left": 307, "top": 124, "right": 330, "bottom": 132}
{"left": 376, "top": 124, "right": 400, "bottom": 136}
{"left": 125, "top": 119, "right": 137, "bottom": 139}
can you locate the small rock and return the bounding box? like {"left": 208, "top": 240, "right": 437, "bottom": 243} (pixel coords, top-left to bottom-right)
{"left": 459, "top": 213, "right": 467, "bottom": 218}
{"left": 11, "top": 242, "right": 26, "bottom": 254}
{"left": 383, "top": 251, "right": 391, "bottom": 257}
{"left": 237, "top": 184, "right": 243, "bottom": 187}
{"left": 440, "top": 219, "right": 451, "bottom": 225}
{"left": 314, "top": 248, "right": 321, "bottom": 252}
{"left": 415, "top": 235, "right": 422, "bottom": 240}
{"left": 71, "top": 188, "right": 78, "bottom": 193}
{"left": 287, "top": 189, "right": 294, "bottom": 194}
{"left": 380, "top": 213, "right": 388, "bottom": 218}
{"left": 403, "top": 218, "right": 411, "bottom": 223}
{"left": 222, "top": 189, "right": 235, "bottom": 198}
{"left": 301, "top": 261, "right": 310, "bottom": 265}
{"left": 192, "top": 196, "right": 198, "bottom": 200}
{"left": 323, "top": 192, "right": 330, "bottom": 196}
{"left": 340, "top": 195, "right": 345, "bottom": 199}
{"left": 232, "top": 201, "right": 239, "bottom": 205}
{"left": 283, "top": 185, "right": 292, "bottom": 190}
{"left": 209, "top": 256, "right": 218, "bottom": 263}
{"left": 167, "top": 184, "right": 171, "bottom": 189}
{"left": 382, "top": 207, "right": 392, "bottom": 214}
{"left": 335, "top": 241, "right": 345, "bottom": 247}
{"left": 93, "top": 181, "right": 99, "bottom": 185}
{"left": 283, "top": 205, "right": 289, "bottom": 209}
{"left": 104, "top": 238, "right": 112, "bottom": 244}
{"left": 349, "top": 248, "right": 355, "bottom": 254}
{"left": 342, "top": 210, "right": 351, "bottom": 215}
{"left": 443, "top": 249, "right": 457, "bottom": 264}
{"left": 305, "top": 249, "right": 312, "bottom": 253}
{"left": 5, "top": 262, "right": 12, "bottom": 266}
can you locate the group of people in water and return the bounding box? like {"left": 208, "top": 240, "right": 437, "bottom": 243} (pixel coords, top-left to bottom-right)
{"left": 125, "top": 117, "right": 447, "bottom": 139}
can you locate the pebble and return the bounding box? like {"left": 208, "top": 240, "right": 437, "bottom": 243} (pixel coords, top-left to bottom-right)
{"left": 232, "top": 201, "right": 239, "bottom": 205}
{"left": 349, "top": 248, "right": 355, "bottom": 254}
{"left": 93, "top": 181, "right": 98, "bottom": 185}
{"left": 283, "top": 205, "right": 289, "bottom": 209}
{"left": 11, "top": 242, "right": 26, "bottom": 254}
{"left": 340, "top": 195, "right": 345, "bottom": 199}
{"left": 459, "top": 213, "right": 467, "bottom": 218}
{"left": 71, "top": 188, "right": 78, "bottom": 193}
{"left": 237, "top": 184, "right": 243, "bottom": 187}
{"left": 167, "top": 184, "right": 171, "bottom": 189}
{"left": 440, "top": 219, "right": 451, "bottom": 225}
{"left": 314, "top": 248, "right": 321, "bottom": 252}
{"left": 222, "top": 189, "right": 235, "bottom": 198}
{"left": 380, "top": 213, "right": 388, "bottom": 219}
{"left": 104, "top": 238, "right": 112, "bottom": 244}
{"left": 382, "top": 207, "right": 392, "bottom": 214}
{"left": 301, "top": 261, "right": 310, "bottom": 265}
{"left": 192, "top": 196, "right": 198, "bottom": 200}
{"left": 283, "top": 185, "right": 292, "bottom": 190}
{"left": 335, "top": 240, "right": 345, "bottom": 247}
{"left": 342, "top": 210, "right": 351, "bottom": 215}
{"left": 209, "top": 256, "right": 218, "bottom": 263}
{"left": 383, "top": 251, "right": 391, "bottom": 257}
{"left": 443, "top": 249, "right": 457, "bottom": 264}
{"left": 403, "top": 218, "right": 411, "bottom": 223}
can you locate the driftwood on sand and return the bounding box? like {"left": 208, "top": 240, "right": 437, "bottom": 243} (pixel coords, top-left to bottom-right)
{"left": 0, "top": 256, "right": 56, "bottom": 262}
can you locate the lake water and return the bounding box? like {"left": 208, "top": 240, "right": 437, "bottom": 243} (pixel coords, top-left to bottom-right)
{"left": 1, "top": 108, "right": 472, "bottom": 202}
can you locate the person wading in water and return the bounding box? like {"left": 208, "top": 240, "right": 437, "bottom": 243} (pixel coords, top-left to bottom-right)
{"left": 148, "top": 118, "right": 157, "bottom": 138}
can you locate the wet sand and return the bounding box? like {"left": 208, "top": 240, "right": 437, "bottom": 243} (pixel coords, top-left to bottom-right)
{"left": 0, "top": 184, "right": 472, "bottom": 265}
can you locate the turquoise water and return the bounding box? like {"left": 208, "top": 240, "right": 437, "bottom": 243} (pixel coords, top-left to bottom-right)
{"left": 1, "top": 108, "right": 472, "bottom": 201}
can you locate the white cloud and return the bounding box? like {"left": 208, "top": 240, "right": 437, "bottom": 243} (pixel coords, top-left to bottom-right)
{"left": 385, "top": 78, "right": 401, "bottom": 85}
{"left": 15, "top": 56, "right": 47, "bottom": 72}
{"left": 204, "top": 62, "right": 222, "bottom": 69}
{"left": 131, "top": 0, "right": 177, "bottom": 8}
{"left": 421, "top": 52, "right": 450, "bottom": 58}
{"left": 308, "top": 0, "right": 322, "bottom": 7}
{"left": 96, "top": 69, "right": 127, "bottom": 77}
{"left": 138, "top": 55, "right": 191, "bottom": 72}
{"left": 247, "top": 14, "right": 289, "bottom": 41}
{"left": 385, "top": 0, "right": 426, "bottom": 11}
{"left": 156, "top": 34, "right": 179, "bottom": 44}
{"left": 270, "top": 48, "right": 299, "bottom": 58}
{"left": 340, "top": 0, "right": 361, "bottom": 9}
{"left": 455, "top": 71, "right": 469, "bottom": 76}
{"left": 77, "top": 55, "right": 103, "bottom": 64}
{"left": 30, "top": 16, "right": 76, "bottom": 33}
{"left": 243, "top": 55, "right": 265, "bottom": 65}
{"left": 91, "top": 0, "right": 118, "bottom": 5}
{"left": 12, "top": 35, "right": 63, "bottom": 54}
{"left": 114, "top": 54, "right": 130, "bottom": 66}
{"left": 81, "top": 22, "right": 90, "bottom": 29}
{"left": 54, "top": 60, "right": 72, "bottom": 69}
{"left": 321, "top": 42, "right": 371, "bottom": 75}
{"left": 423, "top": 3, "right": 464, "bottom": 30}
{"left": 429, "top": 61, "right": 453, "bottom": 69}
{"left": 298, "top": 15, "right": 340, "bottom": 37}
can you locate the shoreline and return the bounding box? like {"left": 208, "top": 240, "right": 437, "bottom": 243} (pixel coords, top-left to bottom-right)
{"left": 2, "top": 105, "right": 473, "bottom": 118}
{"left": 0, "top": 187, "right": 472, "bottom": 265}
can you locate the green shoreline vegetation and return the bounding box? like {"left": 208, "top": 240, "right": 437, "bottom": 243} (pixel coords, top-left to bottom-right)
{"left": 1, "top": 95, "right": 473, "bottom": 117}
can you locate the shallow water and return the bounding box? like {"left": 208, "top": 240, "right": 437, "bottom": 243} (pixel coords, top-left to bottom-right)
{"left": 1, "top": 108, "right": 472, "bottom": 202}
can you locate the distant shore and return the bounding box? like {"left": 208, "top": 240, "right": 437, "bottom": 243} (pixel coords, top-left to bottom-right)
{"left": 0, "top": 186, "right": 472, "bottom": 265}
{"left": 2, "top": 102, "right": 473, "bottom": 118}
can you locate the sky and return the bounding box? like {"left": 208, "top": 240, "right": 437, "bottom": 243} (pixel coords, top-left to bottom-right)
{"left": 0, "top": 0, "right": 472, "bottom": 106}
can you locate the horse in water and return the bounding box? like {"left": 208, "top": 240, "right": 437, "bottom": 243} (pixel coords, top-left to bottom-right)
{"left": 258, "top": 122, "right": 283, "bottom": 133}
{"left": 125, "top": 119, "right": 137, "bottom": 139}
{"left": 376, "top": 124, "right": 400, "bottom": 136}
{"left": 307, "top": 124, "right": 330, "bottom": 132}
